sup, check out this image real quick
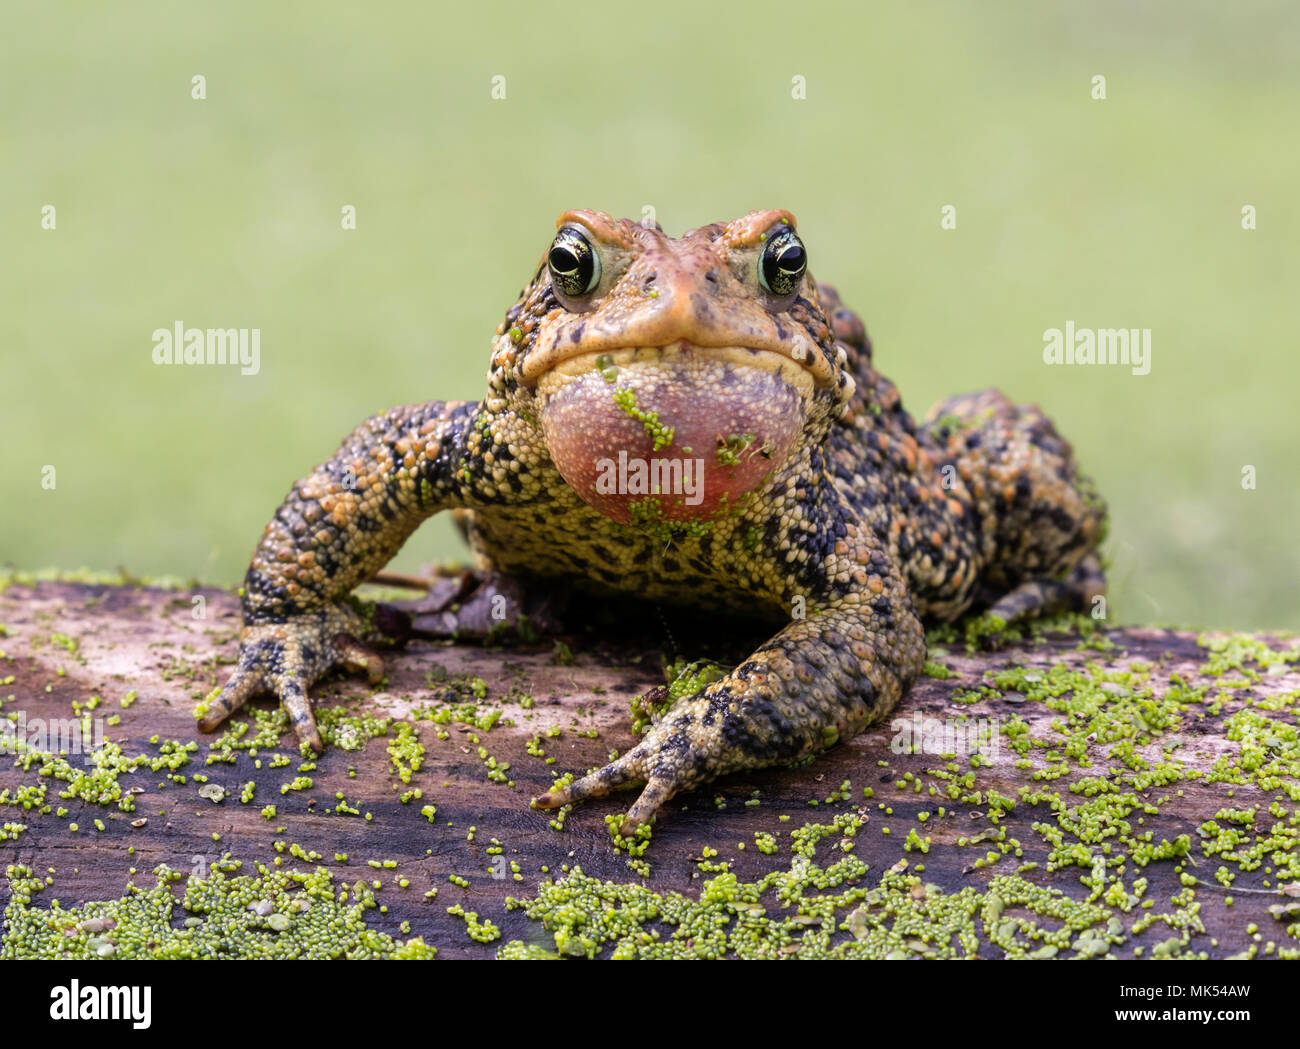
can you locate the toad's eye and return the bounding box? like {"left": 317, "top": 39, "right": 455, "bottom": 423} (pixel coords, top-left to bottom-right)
{"left": 548, "top": 228, "right": 601, "bottom": 298}
{"left": 759, "top": 229, "right": 807, "bottom": 298}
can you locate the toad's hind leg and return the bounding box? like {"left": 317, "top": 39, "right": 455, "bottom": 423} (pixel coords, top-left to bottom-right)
{"left": 983, "top": 550, "right": 1107, "bottom": 624}
{"left": 534, "top": 559, "right": 928, "bottom": 833}
{"left": 922, "top": 389, "right": 1108, "bottom": 614}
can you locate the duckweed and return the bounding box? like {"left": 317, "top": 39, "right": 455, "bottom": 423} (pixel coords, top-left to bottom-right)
{"left": 2, "top": 862, "right": 436, "bottom": 959}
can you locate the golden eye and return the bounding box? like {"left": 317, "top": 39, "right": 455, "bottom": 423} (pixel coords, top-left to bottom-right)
{"left": 759, "top": 228, "right": 807, "bottom": 298}
{"left": 547, "top": 227, "right": 601, "bottom": 299}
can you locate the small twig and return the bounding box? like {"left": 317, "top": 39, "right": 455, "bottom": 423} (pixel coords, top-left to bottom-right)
{"left": 370, "top": 571, "right": 436, "bottom": 591}
{"left": 1188, "top": 877, "right": 1300, "bottom": 897}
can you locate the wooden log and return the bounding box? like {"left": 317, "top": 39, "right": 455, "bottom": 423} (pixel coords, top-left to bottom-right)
{"left": 1, "top": 578, "right": 1297, "bottom": 959}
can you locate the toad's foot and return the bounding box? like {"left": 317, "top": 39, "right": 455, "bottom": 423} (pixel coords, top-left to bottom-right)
{"left": 385, "top": 569, "right": 568, "bottom": 640}
{"left": 199, "top": 604, "right": 389, "bottom": 752}
{"left": 532, "top": 737, "right": 675, "bottom": 831}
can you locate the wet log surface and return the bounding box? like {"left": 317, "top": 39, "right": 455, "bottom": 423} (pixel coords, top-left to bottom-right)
{"left": 1, "top": 579, "right": 1298, "bottom": 959}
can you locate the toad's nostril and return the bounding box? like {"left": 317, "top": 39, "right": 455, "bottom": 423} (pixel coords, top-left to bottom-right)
{"left": 704, "top": 270, "right": 720, "bottom": 285}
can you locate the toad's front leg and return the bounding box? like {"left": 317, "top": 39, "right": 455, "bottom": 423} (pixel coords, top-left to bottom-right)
{"left": 534, "top": 551, "right": 926, "bottom": 831}
{"left": 200, "top": 399, "right": 495, "bottom": 751}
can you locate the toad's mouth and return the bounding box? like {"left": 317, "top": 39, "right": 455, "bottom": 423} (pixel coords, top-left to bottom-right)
{"left": 534, "top": 347, "right": 810, "bottom": 528}
{"left": 521, "top": 337, "right": 835, "bottom": 389}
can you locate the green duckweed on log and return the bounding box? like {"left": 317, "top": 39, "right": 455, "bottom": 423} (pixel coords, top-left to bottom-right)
{"left": 1, "top": 578, "right": 1299, "bottom": 959}
{"left": 2, "top": 861, "right": 437, "bottom": 959}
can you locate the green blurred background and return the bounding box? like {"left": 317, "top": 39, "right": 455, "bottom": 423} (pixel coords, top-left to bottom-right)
{"left": 2, "top": 1, "right": 1297, "bottom": 629}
